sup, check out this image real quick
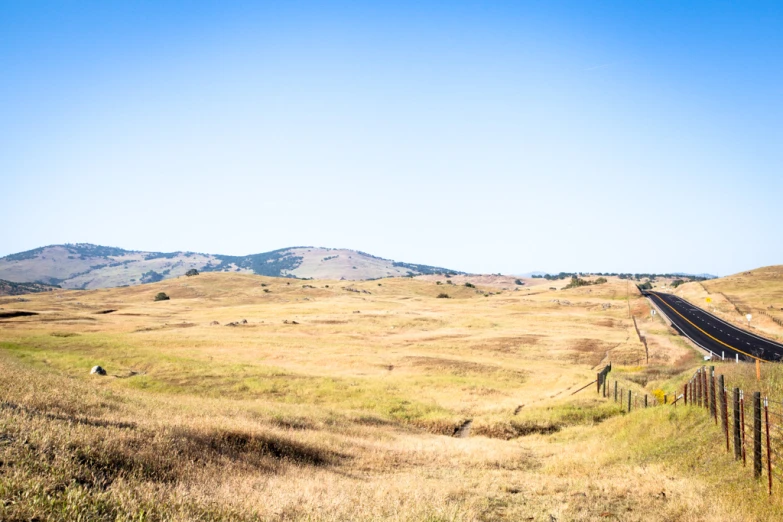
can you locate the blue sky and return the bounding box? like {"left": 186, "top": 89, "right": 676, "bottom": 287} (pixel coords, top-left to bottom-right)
{"left": 1, "top": 1, "right": 781, "bottom": 276}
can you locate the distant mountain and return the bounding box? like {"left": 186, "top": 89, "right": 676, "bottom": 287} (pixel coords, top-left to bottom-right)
{"left": 0, "top": 244, "right": 464, "bottom": 290}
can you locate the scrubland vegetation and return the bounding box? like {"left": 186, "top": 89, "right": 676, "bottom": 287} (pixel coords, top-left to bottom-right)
{"left": 1, "top": 272, "right": 781, "bottom": 520}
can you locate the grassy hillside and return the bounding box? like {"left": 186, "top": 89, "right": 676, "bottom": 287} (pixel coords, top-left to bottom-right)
{"left": 0, "top": 279, "right": 59, "bottom": 296}
{"left": 0, "top": 244, "right": 463, "bottom": 290}
{"left": 3, "top": 273, "right": 780, "bottom": 520}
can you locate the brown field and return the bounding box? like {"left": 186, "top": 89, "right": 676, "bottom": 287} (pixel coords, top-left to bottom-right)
{"left": 1, "top": 273, "right": 781, "bottom": 520}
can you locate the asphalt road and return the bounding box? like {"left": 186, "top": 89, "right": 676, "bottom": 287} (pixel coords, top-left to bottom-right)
{"left": 644, "top": 290, "right": 783, "bottom": 362}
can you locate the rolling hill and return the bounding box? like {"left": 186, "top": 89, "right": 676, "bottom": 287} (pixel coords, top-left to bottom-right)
{"left": 0, "top": 244, "right": 464, "bottom": 290}
{"left": 0, "top": 279, "right": 60, "bottom": 297}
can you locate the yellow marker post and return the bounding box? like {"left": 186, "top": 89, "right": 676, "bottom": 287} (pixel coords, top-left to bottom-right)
{"left": 706, "top": 297, "right": 712, "bottom": 304}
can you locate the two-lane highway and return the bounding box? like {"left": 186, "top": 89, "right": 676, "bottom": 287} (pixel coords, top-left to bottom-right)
{"left": 644, "top": 290, "right": 783, "bottom": 362}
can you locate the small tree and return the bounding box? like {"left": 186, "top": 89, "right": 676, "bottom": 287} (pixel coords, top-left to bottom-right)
{"left": 185, "top": 269, "right": 199, "bottom": 277}
{"left": 154, "top": 292, "right": 170, "bottom": 301}
{"left": 514, "top": 279, "right": 524, "bottom": 285}
{"left": 464, "top": 282, "right": 475, "bottom": 288}
{"left": 437, "top": 293, "right": 450, "bottom": 299}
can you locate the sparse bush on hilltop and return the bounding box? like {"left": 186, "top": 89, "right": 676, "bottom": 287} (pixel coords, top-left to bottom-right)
{"left": 563, "top": 275, "right": 608, "bottom": 289}
{"left": 185, "top": 269, "right": 199, "bottom": 277}
{"left": 436, "top": 293, "right": 450, "bottom": 299}
{"left": 515, "top": 279, "right": 524, "bottom": 285}
{"left": 464, "top": 282, "right": 475, "bottom": 288}
{"left": 563, "top": 276, "right": 590, "bottom": 290}
{"left": 154, "top": 292, "right": 170, "bottom": 301}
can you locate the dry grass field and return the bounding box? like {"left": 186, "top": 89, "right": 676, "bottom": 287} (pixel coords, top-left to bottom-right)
{"left": 1, "top": 273, "right": 781, "bottom": 520}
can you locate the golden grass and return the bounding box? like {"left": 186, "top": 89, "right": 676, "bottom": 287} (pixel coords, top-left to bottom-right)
{"left": 1, "top": 273, "right": 781, "bottom": 520}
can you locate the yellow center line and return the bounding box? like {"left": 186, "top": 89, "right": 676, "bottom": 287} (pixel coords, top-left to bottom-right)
{"left": 650, "top": 292, "right": 763, "bottom": 362}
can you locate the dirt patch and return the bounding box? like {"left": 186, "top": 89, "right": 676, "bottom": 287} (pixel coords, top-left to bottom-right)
{"left": 471, "top": 335, "right": 542, "bottom": 354}
{"left": 453, "top": 419, "right": 473, "bottom": 438}
{"left": 472, "top": 421, "right": 561, "bottom": 440}
{"left": 596, "top": 318, "right": 616, "bottom": 328}
{"left": 568, "top": 339, "right": 612, "bottom": 367}
{"left": 402, "top": 356, "right": 526, "bottom": 379}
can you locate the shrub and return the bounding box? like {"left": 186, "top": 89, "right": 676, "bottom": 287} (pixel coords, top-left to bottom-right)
{"left": 185, "top": 269, "right": 199, "bottom": 277}
{"left": 154, "top": 292, "right": 170, "bottom": 301}
{"left": 594, "top": 277, "right": 607, "bottom": 284}
{"left": 563, "top": 276, "right": 590, "bottom": 290}
{"left": 514, "top": 279, "right": 524, "bottom": 285}
{"left": 464, "top": 282, "right": 475, "bottom": 288}
{"left": 436, "top": 293, "right": 450, "bottom": 299}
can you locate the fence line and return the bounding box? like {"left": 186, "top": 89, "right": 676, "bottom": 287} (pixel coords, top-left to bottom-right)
{"left": 604, "top": 364, "right": 783, "bottom": 496}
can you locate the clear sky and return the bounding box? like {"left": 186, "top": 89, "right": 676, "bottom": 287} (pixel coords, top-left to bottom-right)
{"left": 1, "top": 1, "right": 781, "bottom": 276}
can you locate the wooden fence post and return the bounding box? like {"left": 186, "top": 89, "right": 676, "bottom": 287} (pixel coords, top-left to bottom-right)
{"left": 698, "top": 368, "right": 705, "bottom": 408}
{"left": 718, "top": 375, "right": 729, "bottom": 442}
{"left": 722, "top": 381, "right": 729, "bottom": 452}
{"left": 684, "top": 383, "right": 688, "bottom": 405}
{"left": 710, "top": 367, "right": 717, "bottom": 422}
{"left": 741, "top": 390, "right": 747, "bottom": 466}
{"left": 645, "top": 394, "right": 648, "bottom": 408}
{"left": 701, "top": 368, "right": 710, "bottom": 408}
{"left": 754, "top": 391, "right": 762, "bottom": 479}
{"left": 733, "top": 387, "right": 741, "bottom": 461}
{"left": 628, "top": 390, "right": 632, "bottom": 412}
{"left": 765, "top": 397, "right": 772, "bottom": 495}
{"left": 614, "top": 381, "right": 618, "bottom": 402}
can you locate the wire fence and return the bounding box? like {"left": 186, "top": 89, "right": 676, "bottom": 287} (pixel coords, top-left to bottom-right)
{"left": 683, "top": 366, "right": 783, "bottom": 495}
{"left": 600, "top": 364, "right": 783, "bottom": 496}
